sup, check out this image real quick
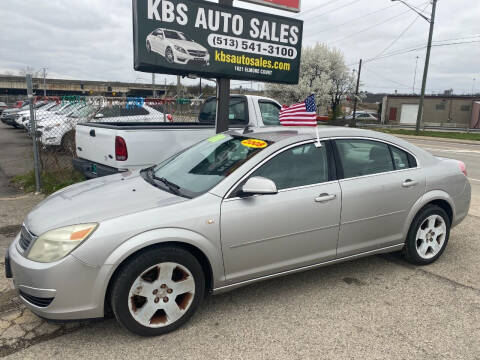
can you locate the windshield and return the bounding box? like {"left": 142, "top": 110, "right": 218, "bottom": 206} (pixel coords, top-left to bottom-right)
{"left": 164, "top": 30, "right": 191, "bottom": 41}
{"left": 70, "top": 105, "right": 93, "bottom": 118}
{"left": 57, "top": 103, "right": 81, "bottom": 115}
{"left": 47, "top": 102, "right": 62, "bottom": 112}
{"left": 144, "top": 135, "right": 272, "bottom": 198}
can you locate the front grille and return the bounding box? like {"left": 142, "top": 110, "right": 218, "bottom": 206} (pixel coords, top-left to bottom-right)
{"left": 19, "top": 290, "right": 54, "bottom": 307}
{"left": 188, "top": 50, "right": 206, "bottom": 57}
{"left": 19, "top": 226, "right": 35, "bottom": 251}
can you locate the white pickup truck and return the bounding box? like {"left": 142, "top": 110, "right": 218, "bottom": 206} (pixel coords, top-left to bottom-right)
{"left": 73, "top": 95, "right": 282, "bottom": 178}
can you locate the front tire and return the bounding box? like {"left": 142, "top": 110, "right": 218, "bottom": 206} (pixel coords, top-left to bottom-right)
{"left": 165, "top": 47, "right": 174, "bottom": 63}
{"left": 403, "top": 205, "right": 450, "bottom": 265}
{"left": 110, "top": 246, "right": 205, "bottom": 336}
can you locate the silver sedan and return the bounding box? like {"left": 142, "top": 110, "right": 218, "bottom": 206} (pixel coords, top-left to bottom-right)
{"left": 6, "top": 127, "right": 471, "bottom": 336}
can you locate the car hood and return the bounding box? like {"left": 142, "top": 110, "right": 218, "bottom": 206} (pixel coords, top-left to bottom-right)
{"left": 169, "top": 39, "right": 207, "bottom": 52}
{"left": 25, "top": 171, "right": 187, "bottom": 236}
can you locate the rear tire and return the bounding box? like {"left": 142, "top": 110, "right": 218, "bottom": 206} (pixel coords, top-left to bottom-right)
{"left": 403, "top": 205, "right": 450, "bottom": 265}
{"left": 110, "top": 246, "right": 205, "bottom": 337}
{"left": 61, "top": 131, "right": 76, "bottom": 156}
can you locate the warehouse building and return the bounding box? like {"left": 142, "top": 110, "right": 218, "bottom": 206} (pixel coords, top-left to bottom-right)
{"left": 381, "top": 95, "right": 480, "bottom": 129}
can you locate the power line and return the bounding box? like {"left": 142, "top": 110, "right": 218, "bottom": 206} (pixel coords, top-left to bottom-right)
{"left": 293, "top": 0, "right": 344, "bottom": 18}
{"left": 304, "top": 3, "right": 397, "bottom": 34}
{"left": 301, "top": 0, "right": 362, "bottom": 22}
{"left": 365, "top": 39, "right": 480, "bottom": 63}
{"left": 371, "top": 3, "right": 429, "bottom": 59}
{"left": 328, "top": 6, "right": 423, "bottom": 45}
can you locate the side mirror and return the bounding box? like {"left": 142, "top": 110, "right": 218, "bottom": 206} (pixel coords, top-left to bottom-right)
{"left": 241, "top": 177, "right": 278, "bottom": 196}
{"left": 94, "top": 113, "right": 104, "bottom": 119}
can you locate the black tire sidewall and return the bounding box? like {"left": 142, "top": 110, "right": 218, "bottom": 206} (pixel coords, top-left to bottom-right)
{"left": 405, "top": 205, "right": 451, "bottom": 265}
{"left": 111, "top": 247, "right": 205, "bottom": 337}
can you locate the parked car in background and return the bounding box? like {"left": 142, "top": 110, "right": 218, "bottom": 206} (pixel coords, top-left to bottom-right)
{"left": 0, "top": 102, "right": 7, "bottom": 115}
{"left": 6, "top": 127, "right": 470, "bottom": 336}
{"left": 146, "top": 28, "right": 210, "bottom": 66}
{"left": 15, "top": 102, "right": 60, "bottom": 129}
{"left": 37, "top": 104, "right": 97, "bottom": 151}
{"left": 1, "top": 101, "right": 42, "bottom": 128}
{"left": 74, "top": 95, "right": 281, "bottom": 178}
{"left": 344, "top": 112, "right": 379, "bottom": 121}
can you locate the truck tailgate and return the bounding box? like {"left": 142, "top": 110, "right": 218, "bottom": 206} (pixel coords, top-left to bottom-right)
{"left": 76, "top": 124, "right": 121, "bottom": 169}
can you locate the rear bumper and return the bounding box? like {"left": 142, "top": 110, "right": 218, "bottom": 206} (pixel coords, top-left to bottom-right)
{"left": 72, "top": 158, "right": 121, "bottom": 179}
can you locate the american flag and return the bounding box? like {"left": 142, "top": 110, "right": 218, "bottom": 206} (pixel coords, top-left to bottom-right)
{"left": 279, "top": 95, "right": 317, "bottom": 127}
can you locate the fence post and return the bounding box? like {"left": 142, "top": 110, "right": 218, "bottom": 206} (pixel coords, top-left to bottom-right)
{"left": 26, "top": 74, "right": 41, "bottom": 193}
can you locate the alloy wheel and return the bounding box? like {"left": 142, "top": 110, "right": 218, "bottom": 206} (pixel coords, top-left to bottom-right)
{"left": 415, "top": 215, "right": 447, "bottom": 260}
{"left": 128, "top": 262, "right": 195, "bottom": 328}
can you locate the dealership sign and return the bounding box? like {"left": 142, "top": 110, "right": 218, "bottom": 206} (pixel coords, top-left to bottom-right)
{"left": 133, "top": 0, "right": 303, "bottom": 84}
{"left": 240, "top": 0, "right": 301, "bottom": 13}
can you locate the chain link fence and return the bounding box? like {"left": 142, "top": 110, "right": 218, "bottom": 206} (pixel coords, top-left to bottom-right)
{"left": 7, "top": 96, "right": 205, "bottom": 191}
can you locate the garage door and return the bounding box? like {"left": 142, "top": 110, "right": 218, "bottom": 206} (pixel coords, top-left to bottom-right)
{"left": 400, "top": 104, "right": 419, "bottom": 124}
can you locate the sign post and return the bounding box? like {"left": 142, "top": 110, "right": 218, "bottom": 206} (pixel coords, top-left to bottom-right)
{"left": 132, "top": 0, "right": 303, "bottom": 131}
{"left": 216, "top": 0, "right": 233, "bottom": 134}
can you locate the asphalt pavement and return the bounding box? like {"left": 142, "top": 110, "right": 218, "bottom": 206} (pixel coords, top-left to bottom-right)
{"left": 0, "top": 125, "right": 479, "bottom": 359}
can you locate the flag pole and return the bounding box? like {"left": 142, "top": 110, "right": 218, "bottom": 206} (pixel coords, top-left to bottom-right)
{"left": 315, "top": 124, "right": 322, "bottom": 148}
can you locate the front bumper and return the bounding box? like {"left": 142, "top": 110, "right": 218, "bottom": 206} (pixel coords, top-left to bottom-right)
{"left": 72, "top": 158, "right": 121, "bottom": 179}
{"left": 174, "top": 50, "right": 210, "bottom": 66}
{"left": 7, "top": 234, "right": 109, "bottom": 320}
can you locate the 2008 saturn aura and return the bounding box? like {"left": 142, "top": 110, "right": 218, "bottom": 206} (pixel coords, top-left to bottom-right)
{"left": 6, "top": 127, "right": 471, "bottom": 336}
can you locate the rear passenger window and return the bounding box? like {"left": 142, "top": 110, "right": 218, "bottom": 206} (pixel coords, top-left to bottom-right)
{"left": 251, "top": 143, "right": 329, "bottom": 190}
{"left": 335, "top": 139, "right": 394, "bottom": 178}
{"left": 390, "top": 146, "right": 409, "bottom": 170}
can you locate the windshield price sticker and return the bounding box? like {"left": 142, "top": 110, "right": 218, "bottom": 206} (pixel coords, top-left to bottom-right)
{"left": 241, "top": 139, "right": 268, "bottom": 149}
{"left": 207, "top": 134, "right": 227, "bottom": 143}
{"left": 132, "top": 0, "right": 303, "bottom": 84}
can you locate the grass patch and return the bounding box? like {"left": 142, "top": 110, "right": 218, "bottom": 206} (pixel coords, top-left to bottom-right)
{"left": 12, "top": 170, "right": 85, "bottom": 195}
{"left": 372, "top": 128, "right": 480, "bottom": 141}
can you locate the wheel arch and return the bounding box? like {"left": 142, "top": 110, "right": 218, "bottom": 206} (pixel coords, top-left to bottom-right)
{"left": 100, "top": 229, "right": 221, "bottom": 316}
{"left": 404, "top": 190, "right": 455, "bottom": 237}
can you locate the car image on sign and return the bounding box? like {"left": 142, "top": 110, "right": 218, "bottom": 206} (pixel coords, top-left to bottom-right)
{"left": 146, "top": 28, "right": 210, "bottom": 67}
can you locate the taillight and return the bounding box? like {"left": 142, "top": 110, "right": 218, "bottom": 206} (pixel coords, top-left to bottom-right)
{"left": 458, "top": 160, "right": 467, "bottom": 176}
{"left": 115, "top": 136, "right": 128, "bottom": 161}
{"left": 167, "top": 114, "right": 173, "bottom": 122}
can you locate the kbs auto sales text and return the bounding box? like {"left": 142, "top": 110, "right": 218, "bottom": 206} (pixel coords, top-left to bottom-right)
{"left": 147, "top": 0, "right": 300, "bottom": 47}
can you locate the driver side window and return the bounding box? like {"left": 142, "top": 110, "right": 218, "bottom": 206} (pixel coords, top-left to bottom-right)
{"left": 250, "top": 143, "right": 329, "bottom": 190}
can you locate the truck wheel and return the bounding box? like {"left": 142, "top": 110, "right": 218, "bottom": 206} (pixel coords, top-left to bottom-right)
{"left": 61, "top": 131, "right": 76, "bottom": 155}
{"left": 403, "top": 205, "right": 450, "bottom": 265}
{"left": 166, "top": 47, "right": 174, "bottom": 63}
{"left": 110, "top": 246, "right": 205, "bottom": 337}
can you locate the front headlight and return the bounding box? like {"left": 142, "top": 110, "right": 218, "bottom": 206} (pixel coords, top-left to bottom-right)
{"left": 27, "top": 223, "right": 98, "bottom": 263}
{"left": 174, "top": 45, "right": 187, "bottom": 54}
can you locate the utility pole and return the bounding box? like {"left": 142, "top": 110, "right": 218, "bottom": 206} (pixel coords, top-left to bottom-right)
{"left": 199, "top": 78, "right": 202, "bottom": 96}
{"left": 152, "top": 73, "right": 156, "bottom": 97}
{"left": 42, "top": 68, "right": 47, "bottom": 98}
{"left": 415, "top": 0, "right": 437, "bottom": 134}
{"left": 26, "top": 74, "right": 41, "bottom": 193}
{"left": 413, "top": 56, "right": 419, "bottom": 94}
{"left": 472, "top": 78, "right": 476, "bottom": 95}
{"left": 351, "top": 59, "right": 362, "bottom": 128}
{"left": 216, "top": 0, "right": 233, "bottom": 133}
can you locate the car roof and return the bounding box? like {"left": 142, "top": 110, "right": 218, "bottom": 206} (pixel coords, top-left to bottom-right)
{"left": 228, "top": 126, "right": 433, "bottom": 160}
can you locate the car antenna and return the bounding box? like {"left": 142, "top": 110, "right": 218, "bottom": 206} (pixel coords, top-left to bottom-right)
{"left": 243, "top": 125, "right": 253, "bottom": 134}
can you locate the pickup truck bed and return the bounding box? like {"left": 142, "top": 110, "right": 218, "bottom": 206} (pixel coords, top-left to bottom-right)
{"left": 74, "top": 95, "right": 282, "bottom": 178}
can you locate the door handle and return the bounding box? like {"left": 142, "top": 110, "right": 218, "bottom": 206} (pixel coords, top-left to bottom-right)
{"left": 315, "top": 193, "right": 337, "bottom": 203}
{"left": 402, "top": 179, "right": 418, "bottom": 188}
